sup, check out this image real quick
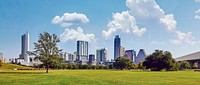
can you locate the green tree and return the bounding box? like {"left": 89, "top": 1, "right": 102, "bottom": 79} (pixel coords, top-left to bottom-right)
{"left": 180, "top": 61, "right": 190, "bottom": 70}
{"left": 0, "top": 60, "right": 3, "bottom": 67}
{"left": 193, "top": 63, "right": 198, "bottom": 69}
{"left": 28, "top": 32, "right": 63, "bottom": 73}
{"left": 138, "top": 62, "right": 144, "bottom": 69}
{"left": 113, "top": 57, "right": 132, "bottom": 70}
{"left": 143, "top": 50, "right": 177, "bottom": 71}
{"left": 131, "top": 63, "right": 138, "bottom": 69}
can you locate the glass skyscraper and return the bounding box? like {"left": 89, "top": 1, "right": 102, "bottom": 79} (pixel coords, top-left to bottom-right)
{"left": 19, "top": 32, "right": 30, "bottom": 62}
{"left": 77, "top": 40, "right": 88, "bottom": 61}
{"left": 135, "top": 49, "right": 147, "bottom": 64}
{"left": 124, "top": 50, "right": 134, "bottom": 61}
{"left": 96, "top": 48, "right": 107, "bottom": 62}
{"left": 114, "top": 35, "right": 121, "bottom": 60}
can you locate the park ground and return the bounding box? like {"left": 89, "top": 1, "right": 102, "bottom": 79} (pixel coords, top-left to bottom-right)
{"left": 0, "top": 64, "right": 200, "bottom": 85}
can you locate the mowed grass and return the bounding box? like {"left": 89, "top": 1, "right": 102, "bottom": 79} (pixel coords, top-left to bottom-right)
{"left": 0, "top": 64, "right": 200, "bottom": 85}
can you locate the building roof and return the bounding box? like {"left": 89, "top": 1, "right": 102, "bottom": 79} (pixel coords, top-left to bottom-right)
{"left": 175, "top": 51, "right": 200, "bottom": 61}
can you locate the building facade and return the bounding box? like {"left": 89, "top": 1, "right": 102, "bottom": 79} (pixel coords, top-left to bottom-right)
{"left": 77, "top": 40, "right": 88, "bottom": 61}
{"left": 96, "top": 48, "right": 107, "bottom": 62}
{"left": 135, "top": 49, "right": 147, "bottom": 64}
{"left": 124, "top": 50, "right": 135, "bottom": 62}
{"left": 114, "top": 35, "right": 121, "bottom": 60}
{"left": 60, "top": 52, "right": 77, "bottom": 61}
{"left": 120, "top": 46, "right": 125, "bottom": 57}
{"left": 89, "top": 54, "right": 95, "bottom": 62}
{"left": 19, "top": 32, "right": 30, "bottom": 62}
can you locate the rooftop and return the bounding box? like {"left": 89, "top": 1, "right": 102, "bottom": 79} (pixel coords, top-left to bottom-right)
{"left": 175, "top": 51, "right": 200, "bottom": 61}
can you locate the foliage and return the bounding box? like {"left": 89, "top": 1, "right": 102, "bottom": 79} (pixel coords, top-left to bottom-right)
{"left": 138, "top": 62, "right": 144, "bottom": 69}
{"left": 0, "top": 60, "right": 3, "bottom": 67}
{"left": 143, "top": 50, "right": 178, "bottom": 71}
{"left": 180, "top": 61, "right": 190, "bottom": 70}
{"left": 113, "top": 57, "right": 132, "bottom": 70}
{"left": 193, "top": 63, "right": 198, "bottom": 69}
{"left": 131, "top": 63, "right": 138, "bottom": 69}
{"left": 28, "top": 32, "right": 63, "bottom": 73}
{"left": 172, "top": 61, "right": 180, "bottom": 71}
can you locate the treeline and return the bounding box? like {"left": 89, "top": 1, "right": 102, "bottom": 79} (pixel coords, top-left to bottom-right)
{"left": 32, "top": 50, "right": 198, "bottom": 71}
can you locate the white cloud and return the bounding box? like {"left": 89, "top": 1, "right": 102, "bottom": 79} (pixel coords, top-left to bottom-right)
{"left": 195, "top": 9, "right": 200, "bottom": 13}
{"left": 102, "top": 11, "right": 147, "bottom": 39}
{"left": 126, "top": 0, "right": 164, "bottom": 19}
{"left": 194, "top": 15, "right": 200, "bottom": 19}
{"left": 170, "top": 31, "right": 198, "bottom": 45}
{"left": 126, "top": 0, "right": 177, "bottom": 31}
{"left": 194, "top": 9, "right": 200, "bottom": 20}
{"left": 124, "top": 0, "right": 199, "bottom": 46}
{"left": 160, "top": 14, "right": 177, "bottom": 31}
{"left": 60, "top": 27, "right": 95, "bottom": 43}
{"left": 52, "top": 12, "right": 89, "bottom": 27}
{"left": 195, "top": 0, "right": 200, "bottom": 3}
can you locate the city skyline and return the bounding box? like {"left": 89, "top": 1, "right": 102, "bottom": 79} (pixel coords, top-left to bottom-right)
{"left": 1, "top": 0, "right": 200, "bottom": 61}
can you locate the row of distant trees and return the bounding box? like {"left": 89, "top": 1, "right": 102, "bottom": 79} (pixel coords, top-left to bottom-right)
{"left": 28, "top": 32, "right": 198, "bottom": 73}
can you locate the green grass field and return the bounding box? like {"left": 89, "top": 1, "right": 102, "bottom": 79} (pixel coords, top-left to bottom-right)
{"left": 0, "top": 64, "right": 200, "bottom": 85}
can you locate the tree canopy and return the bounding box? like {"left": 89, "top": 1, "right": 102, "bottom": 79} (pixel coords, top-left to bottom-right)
{"left": 143, "top": 50, "right": 178, "bottom": 71}
{"left": 28, "top": 32, "right": 63, "bottom": 73}
{"left": 113, "top": 57, "right": 132, "bottom": 70}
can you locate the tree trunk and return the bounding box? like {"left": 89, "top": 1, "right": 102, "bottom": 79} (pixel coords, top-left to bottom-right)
{"left": 46, "top": 64, "right": 49, "bottom": 73}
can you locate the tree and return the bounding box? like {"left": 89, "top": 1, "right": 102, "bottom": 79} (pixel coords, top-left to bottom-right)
{"left": 180, "top": 61, "right": 190, "bottom": 70}
{"left": 28, "top": 32, "right": 63, "bottom": 73}
{"left": 113, "top": 57, "right": 132, "bottom": 70}
{"left": 0, "top": 60, "right": 3, "bottom": 67}
{"left": 143, "top": 50, "right": 177, "bottom": 71}
{"left": 138, "top": 62, "right": 144, "bottom": 69}
{"left": 193, "top": 63, "right": 198, "bottom": 69}
{"left": 131, "top": 63, "right": 138, "bottom": 69}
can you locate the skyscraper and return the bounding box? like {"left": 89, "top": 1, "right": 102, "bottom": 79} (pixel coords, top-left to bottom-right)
{"left": 77, "top": 40, "right": 88, "bottom": 61}
{"left": 124, "top": 50, "right": 134, "bottom": 61}
{"left": 19, "top": 32, "right": 30, "bottom": 62}
{"left": 135, "top": 49, "right": 147, "bottom": 64}
{"left": 89, "top": 54, "right": 95, "bottom": 62}
{"left": 114, "top": 35, "right": 121, "bottom": 60}
{"left": 96, "top": 48, "right": 107, "bottom": 62}
{"left": 120, "top": 46, "right": 125, "bottom": 57}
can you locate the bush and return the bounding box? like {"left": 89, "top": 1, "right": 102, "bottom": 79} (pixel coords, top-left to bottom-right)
{"left": 103, "top": 66, "right": 109, "bottom": 69}
{"left": 180, "top": 61, "right": 190, "bottom": 70}
{"left": 91, "top": 65, "right": 96, "bottom": 69}
{"left": 109, "top": 64, "right": 114, "bottom": 69}
{"left": 193, "top": 63, "right": 198, "bottom": 69}
{"left": 131, "top": 64, "right": 138, "bottom": 69}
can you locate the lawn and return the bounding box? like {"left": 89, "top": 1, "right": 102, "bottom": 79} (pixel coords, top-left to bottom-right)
{"left": 0, "top": 64, "right": 200, "bottom": 85}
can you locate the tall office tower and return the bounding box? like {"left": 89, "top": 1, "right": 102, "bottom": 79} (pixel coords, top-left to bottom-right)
{"left": 89, "top": 54, "right": 95, "bottom": 62}
{"left": 77, "top": 40, "right": 88, "bottom": 61}
{"left": 124, "top": 50, "right": 134, "bottom": 61}
{"left": 0, "top": 52, "right": 3, "bottom": 61}
{"left": 135, "top": 49, "right": 147, "bottom": 64}
{"left": 114, "top": 35, "right": 121, "bottom": 60}
{"left": 120, "top": 46, "right": 125, "bottom": 57}
{"left": 96, "top": 48, "right": 107, "bottom": 62}
{"left": 19, "top": 32, "right": 30, "bottom": 62}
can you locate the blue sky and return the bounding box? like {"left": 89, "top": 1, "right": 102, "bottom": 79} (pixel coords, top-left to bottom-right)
{"left": 1, "top": 0, "right": 200, "bottom": 61}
